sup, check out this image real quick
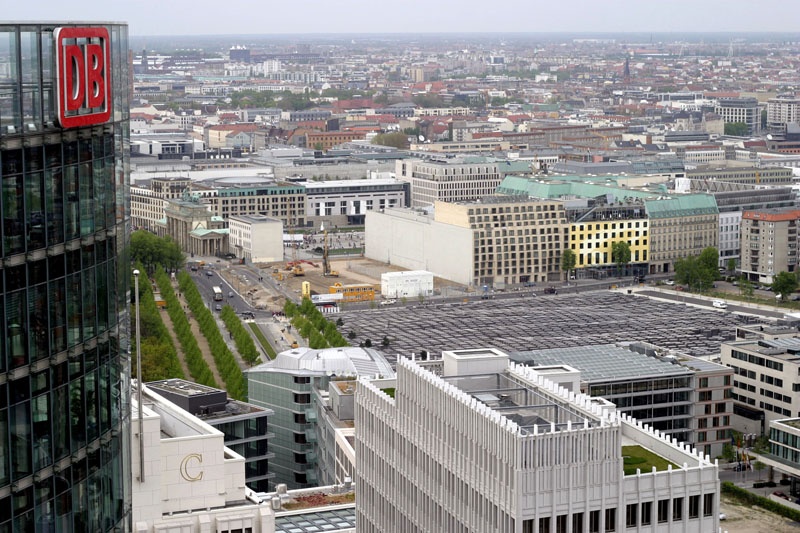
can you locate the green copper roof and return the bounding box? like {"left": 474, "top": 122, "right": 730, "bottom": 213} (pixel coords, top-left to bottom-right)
{"left": 644, "top": 195, "right": 719, "bottom": 218}
{"left": 496, "top": 175, "right": 718, "bottom": 217}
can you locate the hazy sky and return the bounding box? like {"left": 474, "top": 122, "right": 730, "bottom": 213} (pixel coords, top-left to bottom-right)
{"left": 7, "top": 0, "right": 800, "bottom": 36}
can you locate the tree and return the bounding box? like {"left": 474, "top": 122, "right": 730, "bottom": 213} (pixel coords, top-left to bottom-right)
{"left": 724, "top": 122, "right": 749, "bottom": 136}
{"left": 753, "top": 460, "right": 767, "bottom": 480}
{"left": 726, "top": 258, "right": 737, "bottom": 274}
{"left": 131, "top": 230, "right": 184, "bottom": 273}
{"left": 561, "top": 249, "right": 576, "bottom": 282}
{"left": 371, "top": 132, "right": 409, "bottom": 149}
{"left": 698, "top": 247, "right": 719, "bottom": 274}
{"left": 611, "top": 241, "right": 631, "bottom": 277}
{"left": 674, "top": 248, "right": 718, "bottom": 292}
{"left": 739, "top": 279, "right": 754, "bottom": 300}
{"left": 721, "top": 443, "right": 736, "bottom": 462}
{"left": 772, "top": 271, "right": 798, "bottom": 301}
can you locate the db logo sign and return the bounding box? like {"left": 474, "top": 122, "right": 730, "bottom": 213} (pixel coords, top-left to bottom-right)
{"left": 55, "top": 27, "right": 112, "bottom": 128}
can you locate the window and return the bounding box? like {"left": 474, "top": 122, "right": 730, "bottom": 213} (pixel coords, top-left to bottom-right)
{"left": 703, "top": 493, "right": 714, "bottom": 517}
{"left": 689, "top": 495, "right": 700, "bottom": 519}
{"left": 673, "top": 498, "right": 683, "bottom": 521}
{"left": 293, "top": 432, "right": 307, "bottom": 444}
{"left": 294, "top": 472, "right": 307, "bottom": 484}
{"left": 294, "top": 412, "right": 307, "bottom": 424}
{"left": 605, "top": 508, "right": 616, "bottom": 532}
{"left": 539, "top": 517, "right": 551, "bottom": 533}
{"left": 589, "top": 511, "right": 600, "bottom": 533}
{"left": 294, "top": 376, "right": 310, "bottom": 384}
{"left": 294, "top": 452, "right": 307, "bottom": 464}
{"left": 293, "top": 393, "right": 310, "bottom": 404}
{"left": 657, "top": 500, "right": 669, "bottom": 523}
{"left": 641, "top": 502, "right": 652, "bottom": 526}
{"left": 625, "top": 504, "right": 637, "bottom": 528}
{"left": 556, "top": 515, "right": 567, "bottom": 533}
{"left": 572, "top": 513, "right": 584, "bottom": 533}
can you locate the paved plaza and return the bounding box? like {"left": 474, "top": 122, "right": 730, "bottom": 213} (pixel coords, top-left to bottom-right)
{"left": 337, "top": 290, "right": 763, "bottom": 364}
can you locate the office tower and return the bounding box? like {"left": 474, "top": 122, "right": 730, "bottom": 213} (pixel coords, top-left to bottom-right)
{"left": 0, "top": 23, "right": 131, "bottom": 531}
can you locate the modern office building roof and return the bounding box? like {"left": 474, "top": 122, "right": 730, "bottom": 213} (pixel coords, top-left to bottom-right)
{"left": 442, "top": 369, "right": 600, "bottom": 434}
{"left": 511, "top": 344, "right": 693, "bottom": 382}
{"left": 274, "top": 508, "right": 357, "bottom": 532}
{"left": 251, "top": 346, "right": 395, "bottom": 378}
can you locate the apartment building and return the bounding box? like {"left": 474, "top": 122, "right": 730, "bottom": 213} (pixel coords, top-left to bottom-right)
{"left": 366, "top": 197, "right": 569, "bottom": 287}
{"left": 395, "top": 157, "right": 503, "bottom": 207}
{"left": 767, "top": 94, "right": 800, "bottom": 132}
{"left": 714, "top": 97, "right": 760, "bottom": 135}
{"left": 511, "top": 343, "right": 733, "bottom": 458}
{"left": 740, "top": 208, "right": 800, "bottom": 283}
{"left": 355, "top": 349, "right": 720, "bottom": 533}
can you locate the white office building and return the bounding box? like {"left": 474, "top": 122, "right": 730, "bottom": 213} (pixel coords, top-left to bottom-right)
{"left": 355, "top": 348, "right": 721, "bottom": 533}
{"left": 228, "top": 214, "right": 284, "bottom": 263}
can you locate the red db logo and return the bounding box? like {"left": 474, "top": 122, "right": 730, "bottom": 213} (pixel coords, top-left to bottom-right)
{"left": 55, "top": 27, "right": 112, "bottom": 128}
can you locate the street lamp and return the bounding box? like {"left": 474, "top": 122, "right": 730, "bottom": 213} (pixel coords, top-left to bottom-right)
{"left": 133, "top": 269, "right": 145, "bottom": 483}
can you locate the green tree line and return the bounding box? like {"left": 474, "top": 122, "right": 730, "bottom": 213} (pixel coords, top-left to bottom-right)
{"left": 178, "top": 272, "right": 247, "bottom": 400}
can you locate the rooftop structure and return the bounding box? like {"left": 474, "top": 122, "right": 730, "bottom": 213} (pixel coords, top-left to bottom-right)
{"left": 146, "top": 379, "right": 275, "bottom": 492}
{"left": 355, "top": 350, "right": 720, "bottom": 532}
{"left": 131, "top": 383, "right": 356, "bottom": 532}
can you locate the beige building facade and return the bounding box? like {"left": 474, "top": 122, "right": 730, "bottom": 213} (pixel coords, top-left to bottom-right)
{"left": 740, "top": 208, "right": 800, "bottom": 283}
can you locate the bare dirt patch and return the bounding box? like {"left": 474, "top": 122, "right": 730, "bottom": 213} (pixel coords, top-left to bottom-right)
{"left": 719, "top": 494, "right": 799, "bottom": 533}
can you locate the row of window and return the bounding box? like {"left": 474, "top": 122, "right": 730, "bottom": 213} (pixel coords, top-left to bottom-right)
{"left": 531, "top": 494, "right": 715, "bottom": 533}
{"left": 730, "top": 350, "right": 785, "bottom": 372}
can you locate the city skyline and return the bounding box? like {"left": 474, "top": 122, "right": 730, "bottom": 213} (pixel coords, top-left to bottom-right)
{"left": 6, "top": 0, "right": 800, "bottom": 37}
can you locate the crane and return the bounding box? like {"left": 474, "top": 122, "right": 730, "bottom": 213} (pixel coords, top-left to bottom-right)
{"left": 288, "top": 218, "right": 304, "bottom": 276}
{"left": 321, "top": 223, "right": 338, "bottom": 277}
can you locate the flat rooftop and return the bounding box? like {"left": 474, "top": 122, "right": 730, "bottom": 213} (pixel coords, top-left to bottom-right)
{"left": 442, "top": 371, "right": 598, "bottom": 434}
{"left": 511, "top": 344, "right": 693, "bottom": 382}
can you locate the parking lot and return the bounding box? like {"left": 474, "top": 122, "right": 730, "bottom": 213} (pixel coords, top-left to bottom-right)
{"left": 338, "top": 290, "right": 763, "bottom": 364}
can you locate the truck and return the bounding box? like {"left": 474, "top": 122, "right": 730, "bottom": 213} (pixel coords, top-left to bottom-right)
{"left": 212, "top": 286, "right": 223, "bottom": 301}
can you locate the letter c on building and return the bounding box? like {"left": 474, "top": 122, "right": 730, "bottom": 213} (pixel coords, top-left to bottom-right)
{"left": 180, "top": 453, "right": 204, "bottom": 482}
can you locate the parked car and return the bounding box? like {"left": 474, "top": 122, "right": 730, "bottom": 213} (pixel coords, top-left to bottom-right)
{"left": 544, "top": 287, "right": 557, "bottom": 295}
{"left": 712, "top": 300, "right": 727, "bottom": 309}
{"left": 664, "top": 280, "right": 675, "bottom": 286}
{"left": 379, "top": 299, "right": 397, "bottom": 306}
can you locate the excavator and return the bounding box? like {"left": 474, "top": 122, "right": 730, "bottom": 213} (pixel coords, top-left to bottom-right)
{"left": 321, "top": 223, "right": 339, "bottom": 277}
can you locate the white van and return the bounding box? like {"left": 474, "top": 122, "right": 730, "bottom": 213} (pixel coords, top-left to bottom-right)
{"left": 712, "top": 300, "right": 727, "bottom": 309}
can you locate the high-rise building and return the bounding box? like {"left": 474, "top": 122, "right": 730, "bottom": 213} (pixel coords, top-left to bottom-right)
{"left": 0, "top": 23, "right": 131, "bottom": 531}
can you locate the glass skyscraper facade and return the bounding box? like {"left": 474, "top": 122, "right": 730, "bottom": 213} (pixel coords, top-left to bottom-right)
{"left": 0, "top": 23, "right": 131, "bottom": 531}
